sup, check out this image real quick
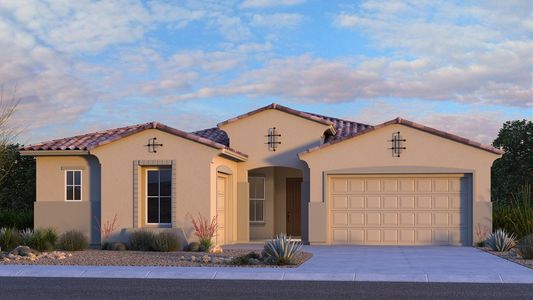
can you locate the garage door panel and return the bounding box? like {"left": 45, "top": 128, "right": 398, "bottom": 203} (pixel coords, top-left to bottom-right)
{"left": 333, "top": 213, "right": 349, "bottom": 226}
{"left": 332, "top": 196, "right": 348, "bottom": 209}
{"left": 329, "top": 175, "right": 468, "bottom": 245}
{"left": 366, "top": 196, "right": 381, "bottom": 208}
{"left": 383, "top": 196, "right": 398, "bottom": 209}
{"left": 350, "top": 196, "right": 364, "bottom": 209}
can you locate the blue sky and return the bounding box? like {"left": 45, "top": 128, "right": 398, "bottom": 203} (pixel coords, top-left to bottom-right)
{"left": 0, "top": 0, "right": 531, "bottom": 144}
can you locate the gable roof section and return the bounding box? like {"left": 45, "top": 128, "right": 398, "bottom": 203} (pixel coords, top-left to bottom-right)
{"left": 195, "top": 103, "right": 372, "bottom": 145}
{"left": 300, "top": 117, "right": 503, "bottom": 156}
{"left": 217, "top": 103, "right": 335, "bottom": 128}
{"left": 21, "top": 121, "right": 248, "bottom": 159}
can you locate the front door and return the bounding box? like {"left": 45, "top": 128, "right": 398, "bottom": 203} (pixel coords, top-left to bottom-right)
{"left": 286, "top": 178, "right": 302, "bottom": 237}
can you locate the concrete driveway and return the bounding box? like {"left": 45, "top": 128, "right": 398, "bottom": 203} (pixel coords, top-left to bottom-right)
{"left": 293, "top": 245, "right": 533, "bottom": 283}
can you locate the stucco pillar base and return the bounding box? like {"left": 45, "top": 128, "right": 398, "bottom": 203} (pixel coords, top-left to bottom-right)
{"left": 308, "top": 202, "right": 327, "bottom": 244}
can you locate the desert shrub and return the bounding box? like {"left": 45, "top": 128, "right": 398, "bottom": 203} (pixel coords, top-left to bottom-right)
{"left": 128, "top": 230, "right": 155, "bottom": 251}
{"left": 230, "top": 252, "right": 261, "bottom": 265}
{"left": 20, "top": 228, "right": 57, "bottom": 252}
{"left": 485, "top": 229, "right": 517, "bottom": 252}
{"left": 58, "top": 230, "right": 89, "bottom": 251}
{"left": 0, "top": 227, "right": 21, "bottom": 252}
{"left": 262, "top": 233, "right": 303, "bottom": 265}
{"left": 188, "top": 213, "right": 217, "bottom": 252}
{"left": 516, "top": 234, "right": 533, "bottom": 259}
{"left": 508, "top": 185, "right": 533, "bottom": 238}
{"left": 151, "top": 232, "right": 180, "bottom": 252}
{"left": 111, "top": 242, "right": 127, "bottom": 251}
{"left": 186, "top": 241, "right": 200, "bottom": 252}
{"left": 0, "top": 210, "right": 33, "bottom": 229}
{"left": 101, "top": 241, "right": 112, "bottom": 250}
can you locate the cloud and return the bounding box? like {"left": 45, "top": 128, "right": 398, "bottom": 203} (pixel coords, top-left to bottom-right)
{"left": 250, "top": 13, "right": 304, "bottom": 28}
{"left": 351, "top": 100, "right": 504, "bottom": 144}
{"left": 240, "top": 0, "right": 305, "bottom": 9}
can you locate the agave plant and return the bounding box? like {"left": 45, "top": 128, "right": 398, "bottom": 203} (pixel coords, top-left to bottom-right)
{"left": 485, "top": 229, "right": 517, "bottom": 252}
{"left": 262, "top": 233, "right": 303, "bottom": 265}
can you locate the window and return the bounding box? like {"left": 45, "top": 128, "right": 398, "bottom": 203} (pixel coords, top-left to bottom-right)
{"left": 65, "top": 170, "right": 82, "bottom": 201}
{"left": 146, "top": 168, "right": 172, "bottom": 224}
{"left": 249, "top": 177, "right": 265, "bottom": 222}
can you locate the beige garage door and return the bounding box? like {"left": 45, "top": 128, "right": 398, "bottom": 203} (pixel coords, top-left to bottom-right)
{"left": 328, "top": 175, "right": 469, "bottom": 245}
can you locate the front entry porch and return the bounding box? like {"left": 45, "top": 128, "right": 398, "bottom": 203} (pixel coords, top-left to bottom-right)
{"left": 248, "top": 166, "right": 304, "bottom": 241}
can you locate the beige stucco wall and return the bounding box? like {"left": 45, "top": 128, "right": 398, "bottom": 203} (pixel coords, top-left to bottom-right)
{"left": 89, "top": 129, "right": 243, "bottom": 244}
{"left": 34, "top": 156, "right": 98, "bottom": 243}
{"left": 300, "top": 123, "right": 500, "bottom": 245}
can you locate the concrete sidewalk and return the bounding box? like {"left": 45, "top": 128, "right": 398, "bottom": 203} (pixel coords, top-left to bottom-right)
{"left": 1, "top": 246, "right": 532, "bottom": 283}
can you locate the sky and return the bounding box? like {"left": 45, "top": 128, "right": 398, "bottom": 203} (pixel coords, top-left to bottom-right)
{"left": 0, "top": 0, "right": 531, "bottom": 145}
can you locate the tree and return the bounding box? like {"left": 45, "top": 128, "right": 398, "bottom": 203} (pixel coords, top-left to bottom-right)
{"left": 0, "top": 144, "right": 35, "bottom": 211}
{"left": 491, "top": 120, "right": 533, "bottom": 204}
{"left": 0, "top": 88, "right": 18, "bottom": 184}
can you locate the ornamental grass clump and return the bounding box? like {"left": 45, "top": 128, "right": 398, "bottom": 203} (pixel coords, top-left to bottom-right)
{"left": 58, "top": 230, "right": 89, "bottom": 251}
{"left": 151, "top": 231, "right": 180, "bottom": 252}
{"left": 188, "top": 213, "right": 218, "bottom": 252}
{"left": 262, "top": 233, "right": 302, "bottom": 265}
{"left": 20, "top": 228, "right": 57, "bottom": 252}
{"left": 516, "top": 234, "right": 533, "bottom": 259}
{"left": 0, "top": 227, "right": 21, "bottom": 252}
{"left": 485, "top": 229, "right": 517, "bottom": 252}
{"left": 128, "top": 230, "right": 155, "bottom": 251}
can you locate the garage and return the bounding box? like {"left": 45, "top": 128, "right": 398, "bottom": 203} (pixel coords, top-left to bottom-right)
{"left": 328, "top": 174, "right": 470, "bottom": 245}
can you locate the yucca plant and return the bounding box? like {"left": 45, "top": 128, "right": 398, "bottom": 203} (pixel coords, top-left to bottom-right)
{"left": 262, "top": 233, "right": 303, "bottom": 265}
{"left": 485, "top": 229, "right": 517, "bottom": 252}
{"left": 516, "top": 234, "right": 533, "bottom": 259}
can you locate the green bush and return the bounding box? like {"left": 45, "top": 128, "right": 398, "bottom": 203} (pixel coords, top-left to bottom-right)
{"left": 0, "top": 210, "right": 33, "bottom": 229}
{"left": 128, "top": 230, "right": 155, "bottom": 251}
{"left": 58, "top": 230, "right": 89, "bottom": 251}
{"left": 21, "top": 228, "right": 57, "bottom": 252}
{"left": 230, "top": 252, "right": 261, "bottom": 265}
{"left": 101, "top": 241, "right": 112, "bottom": 250}
{"left": 262, "top": 233, "right": 303, "bottom": 265}
{"left": 0, "top": 227, "right": 21, "bottom": 252}
{"left": 517, "top": 234, "right": 533, "bottom": 259}
{"left": 151, "top": 232, "right": 180, "bottom": 252}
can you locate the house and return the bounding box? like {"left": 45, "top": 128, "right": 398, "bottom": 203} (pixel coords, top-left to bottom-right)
{"left": 20, "top": 103, "right": 502, "bottom": 246}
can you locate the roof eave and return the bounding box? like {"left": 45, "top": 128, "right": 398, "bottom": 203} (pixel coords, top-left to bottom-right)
{"left": 220, "top": 148, "right": 248, "bottom": 162}
{"left": 20, "top": 150, "right": 90, "bottom": 156}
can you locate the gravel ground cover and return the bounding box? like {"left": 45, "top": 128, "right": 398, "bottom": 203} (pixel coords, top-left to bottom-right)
{"left": 479, "top": 247, "right": 533, "bottom": 269}
{"left": 0, "top": 249, "right": 312, "bottom": 268}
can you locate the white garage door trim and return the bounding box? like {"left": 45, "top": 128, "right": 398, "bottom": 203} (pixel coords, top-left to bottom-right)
{"left": 327, "top": 174, "right": 472, "bottom": 246}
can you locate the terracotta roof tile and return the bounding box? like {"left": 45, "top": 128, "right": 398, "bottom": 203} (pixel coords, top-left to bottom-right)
{"left": 300, "top": 117, "right": 504, "bottom": 156}
{"left": 21, "top": 122, "right": 248, "bottom": 158}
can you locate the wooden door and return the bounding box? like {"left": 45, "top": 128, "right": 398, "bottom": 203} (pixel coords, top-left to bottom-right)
{"left": 286, "top": 178, "right": 302, "bottom": 237}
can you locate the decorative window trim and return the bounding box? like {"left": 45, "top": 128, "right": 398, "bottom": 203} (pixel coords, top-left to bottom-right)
{"left": 65, "top": 170, "right": 82, "bottom": 201}
{"left": 144, "top": 168, "right": 172, "bottom": 226}
{"left": 133, "top": 160, "right": 176, "bottom": 228}
{"left": 249, "top": 176, "right": 265, "bottom": 223}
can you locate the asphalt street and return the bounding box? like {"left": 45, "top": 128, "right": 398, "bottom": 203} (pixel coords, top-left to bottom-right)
{"left": 1, "top": 277, "right": 532, "bottom": 299}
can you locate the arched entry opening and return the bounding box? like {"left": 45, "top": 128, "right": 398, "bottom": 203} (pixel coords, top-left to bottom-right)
{"left": 248, "top": 166, "right": 303, "bottom": 241}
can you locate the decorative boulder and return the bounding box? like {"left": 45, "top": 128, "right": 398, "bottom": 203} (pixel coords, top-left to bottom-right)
{"left": 210, "top": 245, "right": 223, "bottom": 254}
{"left": 10, "top": 246, "right": 39, "bottom": 257}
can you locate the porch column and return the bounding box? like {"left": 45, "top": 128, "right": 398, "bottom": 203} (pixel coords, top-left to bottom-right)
{"left": 301, "top": 167, "right": 310, "bottom": 244}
